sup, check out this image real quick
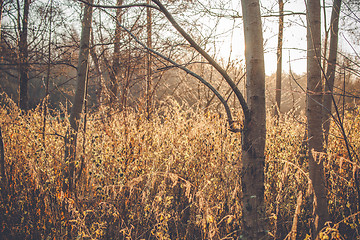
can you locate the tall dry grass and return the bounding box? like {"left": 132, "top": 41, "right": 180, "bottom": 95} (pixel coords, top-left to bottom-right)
{"left": 0, "top": 96, "right": 359, "bottom": 239}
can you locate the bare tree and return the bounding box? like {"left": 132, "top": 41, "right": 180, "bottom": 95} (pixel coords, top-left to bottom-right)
{"left": 110, "top": 0, "right": 123, "bottom": 108}
{"left": 274, "top": 0, "right": 284, "bottom": 117}
{"left": 18, "top": 0, "right": 30, "bottom": 111}
{"left": 240, "top": 0, "right": 267, "bottom": 238}
{"left": 146, "top": 0, "right": 152, "bottom": 118}
{"left": 0, "top": 0, "right": 3, "bottom": 38}
{"left": 323, "top": 0, "right": 342, "bottom": 146}
{"left": 42, "top": 0, "right": 54, "bottom": 146}
{"left": 306, "top": 0, "right": 329, "bottom": 235}
{"left": 64, "top": 0, "right": 93, "bottom": 192}
{"left": 90, "top": 34, "right": 106, "bottom": 106}
{"left": 0, "top": 0, "right": 4, "bottom": 189}
{"left": 0, "top": 0, "right": 5, "bottom": 187}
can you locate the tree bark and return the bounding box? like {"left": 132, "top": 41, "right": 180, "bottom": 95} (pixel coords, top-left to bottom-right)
{"left": 306, "top": 0, "right": 329, "bottom": 235}
{"left": 323, "top": 0, "right": 341, "bottom": 147}
{"left": 240, "top": 0, "right": 267, "bottom": 238}
{"left": 274, "top": 0, "right": 284, "bottom": 117}
{"left": 146, "top": 0, "right": 152, "bottom": 119}
{"left": 0, "top": 1, "right": 4, "bottom": 188}
{"left": 43, "top": 0, "right": 53, "bottom": 146}
{"left": 18, "top": 0, "right": 30, "bottom": 111}
{"left": 110, "top": 0, "right": 123, "bottom": 108}
{"left": 90, "top": 35, "right": 106, "bottom": 106}
{"left": 0, "top": 2, "right": 4, "bottom": 190}
{"left": 70, "top": 0, "right": 93, "bottom": 131}
{"left": 64, "top": 0, "right": 93, "bottom": 192}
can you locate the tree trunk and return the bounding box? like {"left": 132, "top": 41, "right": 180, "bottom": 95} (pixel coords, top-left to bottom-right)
{"left": 240, "top": 0, "right": 267, "bottom": 238}
{"left": 70, "top": 0, "right": 93, "bottom": 131}
{"left": 64, "top": 0, "right": 93, "bottom": 192}
{"left": 19, "top": 0, "right": 30, "bottom": 111}
{"left": 90, "top": 35, "right": 106, "bottom": 106}
{"left": 0, "top": 0, "right": 3, "bottom": 40}
{"left": 110, "top": 0, "right": 123, "bottom": 108}
{"left": 0, "top": 1, "right": 3, "bottom": 66}
{"left": 43, "top": 0, "right": 53, "bottom": 146}
{"left": 0, "top": 127, "right": 6, "bottom": 189}
{"left": 323, "top": 0, "right": 341, "bottom": 147}
{"left": 149, "top": 2, "right": 265, "bottom": 236}
{"left": 146, "top": 0, "right": 152, "bottom": 119}
{"left": 306, "top": 0, "right": 329, "bottom": 235}
{"left": 0, "top": 2, "right": 5, "bottom": 190}
{"left": 321, "top": 0, "right": 329, "bottom": 81}
{"left": 274, "top": 0, "right": 284, "bottom": 117}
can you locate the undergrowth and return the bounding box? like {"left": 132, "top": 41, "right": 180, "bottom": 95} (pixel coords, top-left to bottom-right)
{"left": 0, "top": 97, "right": 359, "bottom": 239}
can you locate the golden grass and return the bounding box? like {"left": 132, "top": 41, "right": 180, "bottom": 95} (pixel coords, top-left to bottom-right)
{"left": 0, "top": 97, "right": 359, "bottom": 239}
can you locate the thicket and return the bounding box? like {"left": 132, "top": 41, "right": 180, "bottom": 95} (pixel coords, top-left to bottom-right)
{"left": 0, "top": 95, "right": 359, "bottom": 239}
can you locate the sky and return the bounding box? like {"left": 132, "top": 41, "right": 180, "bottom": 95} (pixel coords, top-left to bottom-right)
{"left": 210, "top": 0, "right": 308, "bottom": 75}
{"left": 200, "top": 0, "right": 360, "bottom": 76}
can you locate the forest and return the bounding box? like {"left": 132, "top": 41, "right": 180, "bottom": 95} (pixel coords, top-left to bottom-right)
{"left": 0, "top": 0, "right": 360, "bottom": 239}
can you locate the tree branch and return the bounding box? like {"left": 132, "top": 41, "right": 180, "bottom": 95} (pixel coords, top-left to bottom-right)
{"left": 100, "top": 9, "right": 240, "bottom": 132}
{"left": 77, "top": 0, "right": 250, "bottom": 127}
{"left": 151, "top": 0, "right": 250, "bottom": 126}
{"left": 76, "top": 0, "right": 160, "bottom": 11}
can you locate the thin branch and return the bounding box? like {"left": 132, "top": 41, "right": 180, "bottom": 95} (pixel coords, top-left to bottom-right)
{"left": 151, "top": 0, "right": 250, "bottom": 126}
{"left": 196, "top": 0, "right": 305, "bottom": 19}
{"left": 75, "top": 0, "right": 160, "bottom": 11}
{"left": 342, "top": 33, "right": 360, "bottom": 60}
{"left": 100, "top": 9, "right": 240, "bottom": 132}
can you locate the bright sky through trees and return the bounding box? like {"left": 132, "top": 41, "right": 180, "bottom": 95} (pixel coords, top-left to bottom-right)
{"left": 5, "top": 0, "right": 357, "bottom": 76}
{"left": 206, "top": 0, "right": 308, "bottom": 75}
{"left": 212, "top": 0, "right": 358, "bottom": 75}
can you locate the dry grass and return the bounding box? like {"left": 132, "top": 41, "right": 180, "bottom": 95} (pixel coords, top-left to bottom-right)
{"left": 0, "top": 96, "right": 359, "bottom": 239}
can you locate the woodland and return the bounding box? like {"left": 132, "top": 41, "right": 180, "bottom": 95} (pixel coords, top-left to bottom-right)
{"left": 0, "top": 0, "right": 360, "bottom": 239}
